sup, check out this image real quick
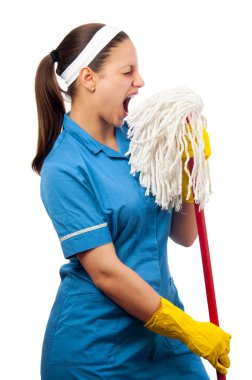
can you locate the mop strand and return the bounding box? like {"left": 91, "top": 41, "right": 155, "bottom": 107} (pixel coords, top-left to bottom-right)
{"left": 125, "top": 87, "right": 213, "bottom": 212}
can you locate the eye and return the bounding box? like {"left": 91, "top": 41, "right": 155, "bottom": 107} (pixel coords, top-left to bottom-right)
{"left": 124, "top": 72, "right": 131, "bottom": 75}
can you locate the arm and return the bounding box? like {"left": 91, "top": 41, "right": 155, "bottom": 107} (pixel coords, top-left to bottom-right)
{"left": 77, "top": 243, "right": 161, "bottom": 323}
{"left": 77, "top": 239, "right": 231, "bottom": 375}
{"left": 77, "top": 204, "right": 198, "bottom": 322}
{"left": 169, "top": 202, "right": 198, "bottom": 247}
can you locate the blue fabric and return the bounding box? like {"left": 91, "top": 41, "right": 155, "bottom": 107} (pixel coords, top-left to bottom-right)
{"left": 40, "top": 113, "right": 210, "bottom": 379}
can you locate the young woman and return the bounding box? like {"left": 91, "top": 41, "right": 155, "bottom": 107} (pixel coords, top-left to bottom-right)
{"left": 32, "top": 23, "right": 231, "bottom": 380}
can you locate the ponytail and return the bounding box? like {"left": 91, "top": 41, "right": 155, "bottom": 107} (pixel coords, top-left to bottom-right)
{"left": 32, "top": 55, "right": 65, "bottom": 174}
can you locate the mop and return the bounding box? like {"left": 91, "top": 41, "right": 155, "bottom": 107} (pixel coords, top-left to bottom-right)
{"left": 124, "top": 87, "right": 227, "bottom": 380}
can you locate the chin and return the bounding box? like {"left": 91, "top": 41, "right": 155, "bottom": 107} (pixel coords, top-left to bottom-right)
{"left": 114, "top": 117, "right": 126, "bottom": 127}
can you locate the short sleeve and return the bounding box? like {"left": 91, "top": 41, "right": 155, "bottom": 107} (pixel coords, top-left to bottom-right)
{"left": 40, "top": 163, "right": 113, "bottom": 258}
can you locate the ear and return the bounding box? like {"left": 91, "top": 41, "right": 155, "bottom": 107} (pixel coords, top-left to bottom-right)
{"left": 78, "top": 66, "right": 96, "bottom": 91}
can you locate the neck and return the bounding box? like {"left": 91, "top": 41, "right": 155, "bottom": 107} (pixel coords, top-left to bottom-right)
{"left": 69, "top": 103, "right": 115, "bottom": 144}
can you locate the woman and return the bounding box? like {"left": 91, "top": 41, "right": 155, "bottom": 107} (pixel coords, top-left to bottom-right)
{"left": 32, "top": 23, "right": 231, "bottom": 379}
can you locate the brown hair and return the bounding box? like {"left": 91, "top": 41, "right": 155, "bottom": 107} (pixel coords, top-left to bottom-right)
{"left": 31, "top": 23, "right": 129, "bottom": 175}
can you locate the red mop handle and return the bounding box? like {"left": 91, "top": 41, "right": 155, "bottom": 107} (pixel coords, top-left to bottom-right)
{"left": 188, "top": 158, "right": 226, "bottom": 380}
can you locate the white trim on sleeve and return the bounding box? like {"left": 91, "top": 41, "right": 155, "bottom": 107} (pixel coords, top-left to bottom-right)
{"left": 59, "top": 222, "right": 108, "bottom": 242}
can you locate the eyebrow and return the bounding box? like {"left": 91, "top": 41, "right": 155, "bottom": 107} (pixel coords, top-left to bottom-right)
{"left": 121, "top": 64, "right": 138, "bottom": 69}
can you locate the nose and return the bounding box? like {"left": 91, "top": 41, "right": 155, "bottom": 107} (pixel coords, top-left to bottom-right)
{"left": 133, "top": 71, "right": 145, "bottom": 88}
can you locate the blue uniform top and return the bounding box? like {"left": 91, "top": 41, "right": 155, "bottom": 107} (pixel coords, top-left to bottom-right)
{"left": 40, "top": 113, "right": 209, "bottom": 380}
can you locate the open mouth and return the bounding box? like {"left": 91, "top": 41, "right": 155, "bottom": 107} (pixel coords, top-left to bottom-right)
{"left": 123, "top": 97, "right": 131, "bottom": 114}
{"left": 123, "top": 94, "right": 136, "bottom": 114}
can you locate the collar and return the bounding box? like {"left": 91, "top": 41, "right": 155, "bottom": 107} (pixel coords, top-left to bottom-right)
{"left": 63, "top": 112, "right": 130, "bottom": 159}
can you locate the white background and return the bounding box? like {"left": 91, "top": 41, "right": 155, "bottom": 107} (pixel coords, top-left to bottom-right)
{"left": 1, "top": 0, "right": 251, "bottom": 379}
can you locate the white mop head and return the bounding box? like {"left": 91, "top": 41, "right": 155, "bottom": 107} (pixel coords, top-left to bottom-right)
{"left": 125, "top": 87, "right": 212, "bottom": 212}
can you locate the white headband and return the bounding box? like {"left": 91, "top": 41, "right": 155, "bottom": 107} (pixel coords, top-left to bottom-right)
{"left": 60, "top": 25, "right": 122, "bottom": 87}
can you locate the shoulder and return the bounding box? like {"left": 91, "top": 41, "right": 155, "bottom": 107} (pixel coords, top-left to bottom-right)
{"left": 40, "top": 159, "right": 91, "bottom": 215}
{"left": 41, "top": 160, "right": 89, "bottom": 192}
{"left": 120, "top": 119, "right": 130, "bottom": 140}
{"left": 122, "top": 119, "right": 129, "bottom": 131}
{"left": 41, "top": 141, "right": 89, "bottom": 192}
{"left": 41, "top": 132, "right": 88, "bottom": 176}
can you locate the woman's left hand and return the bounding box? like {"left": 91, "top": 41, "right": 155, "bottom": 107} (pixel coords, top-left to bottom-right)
{"left": 182, "top": 122, "right": 211, "bottom": 203}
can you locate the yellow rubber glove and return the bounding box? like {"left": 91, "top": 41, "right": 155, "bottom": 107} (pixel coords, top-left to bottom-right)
{"left": 182, "top": 125, "right": 211, "bottom": 203}
{"left": 144, "top": 296, "right": 231, "bottom": 375}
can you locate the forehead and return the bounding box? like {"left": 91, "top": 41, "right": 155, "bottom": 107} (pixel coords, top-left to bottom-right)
{"left": 108, "top": 39, "right": 138, "bottom": 67}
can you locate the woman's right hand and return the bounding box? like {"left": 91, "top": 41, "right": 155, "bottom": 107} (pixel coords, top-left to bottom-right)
{"left": 185, "top": 320, "right": 231, "bottom": 375}
{"left": 144, "top": 296, "right": 231, "bottom": 375}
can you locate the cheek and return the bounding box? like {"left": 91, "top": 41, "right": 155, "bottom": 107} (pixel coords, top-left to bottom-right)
{"left": 96, "top": 81, "right": 126, "bottom": 110}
